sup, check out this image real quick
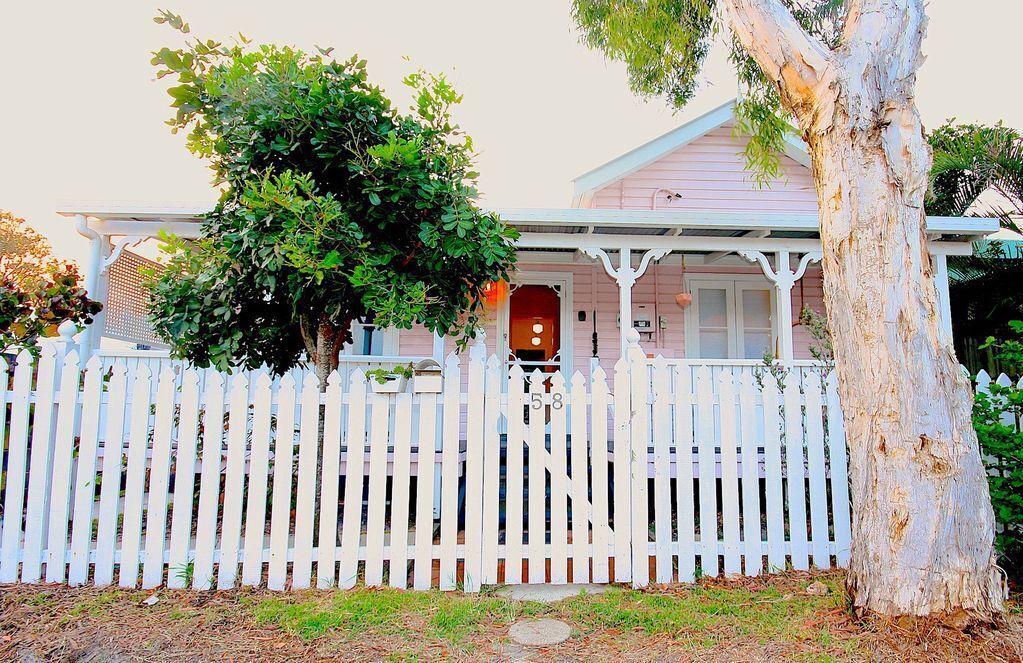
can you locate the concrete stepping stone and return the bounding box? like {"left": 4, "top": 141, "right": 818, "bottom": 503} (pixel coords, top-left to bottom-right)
{"left": 497, "top": 583, "right": 610, "bottom": 603}
{"left": 508, "top": 618, "right": 572, "bottom": 647}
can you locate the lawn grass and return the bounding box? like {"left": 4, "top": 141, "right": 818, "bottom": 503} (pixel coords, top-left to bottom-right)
{"left": 2, "top": 571, "right": 1019, "bottom": 662}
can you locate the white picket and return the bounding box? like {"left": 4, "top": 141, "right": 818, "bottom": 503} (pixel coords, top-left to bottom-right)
{"left": 68, "top": 356, "right": 105, "bottom": 585}
{"left": 718, "top": 372, "right": 742, "bottom": 576}
{"left": 504, "top": 364, "right": 526, "bottom": 585}
{"left": 412, "top": 387, "right": 438, "bottom": 590}
{"left": 651, "top": 358, "right": 673, "bottom": 583}
{"left": 141, "top": 366, "right": 178, "bottom": 588}
{"left": 243, "top": 372, "right": 275, "bottom": 587}
{"left": 166, "top": 370, "right": 201, "bottom": 589}
{"left": 45, "top": 351, "right": 81, "bottom": 583}
{"left": 267, "top": 374, "right": 298, "bottom": 590}
{"left": 481, "top": 356, "right": 502, "bottom": 585}
{"left": 339, "top": 370, "right": 368, "bottom": 589}
{"left": 826, "top": 372, "right": 852, "bottom": 566}
{"left": 438, "top": 353, "right": 461, "bottom": 590}
{"left": 462, "top": 342, "right": 486, "bottom": 592}
{"left": 389, "top": 393, "right": 414, "bottom": 589}
{"left": 549, "top": 372, "right": 569, "bottom": 585}
{"left": 93, "top": 362, "right": 128, "bottom": 587}
{"left": 737, "top": 372, "right": 763, "bottom": 576}
{"left": 673, "top": 364, "right": 697, "bottom": 583}
{"left": 22, "top": 343, "right": 61, "bottom": 583}
{"left": 527, "top": 369, "right": 547, "bottom": 584}
{"left": 292, "top": 372, "right": 322, "bottom": 589}
{"left": 695, "top": 366, "right": 718, "bottom": 577}
{"left": 315, "top": 373, "right": 343, "bottom": 589}
{"left": 783, "top": 372, "right": 809, "bottom": 570}
{"left": 804, "top": 372, "right": 830, "bottom": 568}
{"left": 119, "top": 365, "right": 153, "bottom": 588}
{"left": 761, "top": 374, "right": 785, "bottom": 572}
{"left": 612, "top": 357, "right": 632, "bottom": 583}
{"left": 629, "top": 357, "right": 650, "bottom": 588}
{"left": 192, "top": 372, "right": 226, "bottom": 590}
{"left": 589, "top": 367, "right": 611, "bottom": 584}
{"left": 570, "top": 371, "right": 591, "bottom": 584}
{"left": 0, "top": 351, "right": 33, "bottom": 582}
{"left": 216, "top": 373, "right": 250, "bottom": 589}
{"left": 364, "top": 390, "right": 390, "bottom": 587}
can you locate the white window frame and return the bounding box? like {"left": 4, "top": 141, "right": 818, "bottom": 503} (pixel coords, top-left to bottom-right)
{"left": 683, "top": 273, "right": 776, "bottom": 360}
{"left": 343, "top": 318, "right": 399, "bottom": 357}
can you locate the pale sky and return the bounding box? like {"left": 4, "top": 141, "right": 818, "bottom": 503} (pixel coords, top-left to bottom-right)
{"left": 2, "top": 1, "right": 1021, "bottom": 265}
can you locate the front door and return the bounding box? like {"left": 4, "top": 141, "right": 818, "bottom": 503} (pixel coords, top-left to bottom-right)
{"left": 507, "top": 284, "right": 562, "bottom": 374}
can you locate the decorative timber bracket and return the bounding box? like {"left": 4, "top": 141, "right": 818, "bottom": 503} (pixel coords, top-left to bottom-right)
{"left": 737, "top": 249, "right": 822, "bottom": 362}
{"left": 581, "top": 246, "right": 672, "bottom": 356}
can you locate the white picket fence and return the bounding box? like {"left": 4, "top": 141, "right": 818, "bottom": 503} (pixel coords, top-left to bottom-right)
{"left": 0, "top": 334, "right": 856, "bottom": 592}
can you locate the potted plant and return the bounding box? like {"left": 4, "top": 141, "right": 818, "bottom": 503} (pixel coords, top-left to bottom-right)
{"left": 366, "top": 364, "right": 414, "bottom": 394}
{"left": 411, "top": 358, "right": 444, "bottom": 393}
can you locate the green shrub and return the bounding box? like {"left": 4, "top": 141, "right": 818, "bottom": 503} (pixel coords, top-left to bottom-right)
{"left": 973, "top": 320, "right": 1023, "bottom": 577}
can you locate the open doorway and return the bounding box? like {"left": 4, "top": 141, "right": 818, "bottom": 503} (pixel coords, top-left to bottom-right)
{"left": 508, "top": 284, "right": 562, "bottom": 373}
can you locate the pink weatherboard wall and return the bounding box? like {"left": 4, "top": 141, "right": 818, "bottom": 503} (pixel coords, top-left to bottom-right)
{"left": 396, "top": 120, "right": 827, "bottom": 374}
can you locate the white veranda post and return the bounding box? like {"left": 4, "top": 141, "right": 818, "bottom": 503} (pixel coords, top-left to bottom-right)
{"left": 582, "top": 246, "right": 671, "bottom": 357}
{"left": 738, "top": 250, "right": 821, "bottom": 362}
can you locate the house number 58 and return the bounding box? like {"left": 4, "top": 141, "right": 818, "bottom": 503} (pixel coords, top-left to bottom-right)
{"left": 531, "top": 393, "right": 564, "bottom": 410}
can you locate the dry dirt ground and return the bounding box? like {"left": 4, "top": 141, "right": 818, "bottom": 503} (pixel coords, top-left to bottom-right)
{"left": 1, "top": 571, "right": 1021, "bottom": 662}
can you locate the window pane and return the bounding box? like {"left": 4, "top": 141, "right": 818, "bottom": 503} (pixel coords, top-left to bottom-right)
{"left": 699, "top": 330, "right": 729, "bottom": 359}
{"left": 743, "top": 331, "right": 772, "bottom": 359}
{"left": 698, "top": 289, "right": 728, "bottom": 327}
{"left": 742, "top": 289, "right": 771, "bottom": 328}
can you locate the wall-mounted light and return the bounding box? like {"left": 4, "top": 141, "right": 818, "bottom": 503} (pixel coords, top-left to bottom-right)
{"left": 530, "top": 337, "right": 542, "bottom": 346}
{"left": 532, "top": 322, "right": 544, "bottom": 334}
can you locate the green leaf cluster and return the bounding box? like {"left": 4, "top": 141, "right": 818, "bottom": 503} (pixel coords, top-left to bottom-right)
{"left": 146, "top": 12, "right": 517, "bottom": 376}
{"left": 973, "top": 321, "right": 1023, "bottom": 578}
{"left": 571, "top": 1, "right": 846, "bottom": 184}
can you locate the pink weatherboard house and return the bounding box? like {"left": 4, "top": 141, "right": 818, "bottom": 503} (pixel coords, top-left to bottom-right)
{"left": 64, "top": 99, "right": 990, "bottom": 384}
{"left": 5, "top": 99, "right": 993, "bottom": 594}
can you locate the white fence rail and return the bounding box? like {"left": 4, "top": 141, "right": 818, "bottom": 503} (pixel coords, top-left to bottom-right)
{"left": 1, "top": 335, "right": 854, "bottom": 592}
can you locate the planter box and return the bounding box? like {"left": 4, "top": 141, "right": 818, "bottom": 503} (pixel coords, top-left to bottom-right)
{"left": 370, "top": 376, "right": 408, "bottom": 393}
{"left": 412, "top": 373, "right": 443, "bottom": 393}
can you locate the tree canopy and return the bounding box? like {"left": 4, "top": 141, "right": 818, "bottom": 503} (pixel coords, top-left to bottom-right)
{"left": 572, "top": 0, "right": 845, "bottom": 184}
{"left": 928, "top": 121, "right": 1023, "bottom": 232}
{"left": 0, "top": 211, "right": 101, "bottom": 353}
{"left": 147, "top": 12, "right": 518, "bottom": 378}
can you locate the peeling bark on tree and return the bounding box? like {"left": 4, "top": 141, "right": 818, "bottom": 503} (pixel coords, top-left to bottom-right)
{"left": 720, "top": 0, "right": 1005, "bottom": 618}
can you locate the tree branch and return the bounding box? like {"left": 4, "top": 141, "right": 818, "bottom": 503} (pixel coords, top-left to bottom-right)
{"left": 841, "top": 0, "right": 926, "bottom": 87}
{"left": 718, "top": 0, "right": 836, "bottom": 112}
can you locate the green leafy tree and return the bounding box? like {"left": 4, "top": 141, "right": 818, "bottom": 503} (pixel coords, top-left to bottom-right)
{"left": 973, "top": 321, "right": 1023, "bottom": 578}
{"left": 572, "top": 0, "right": 1004, "bottom": 618}
{"left": 0, "top": 211, "right": 102, "bottom": 354}
{"left": 147, "top": 12, "right": 517, "bottom": 385}
{"left": 927, "top": 122, "right": 1023, "bottom": 373}
{"left": 928, "top": 121, "right": 1023, "bottom": 232}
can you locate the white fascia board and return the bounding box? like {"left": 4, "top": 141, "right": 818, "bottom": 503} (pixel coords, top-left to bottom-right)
{"left": 516, "top": 232, "right": 976, "bottom": 256}
{"left": 499, "top": 208, "right": 999, "bottom": 236}
{"left": 57, "top": 201, "right": 214, "bottom": 219}
{"left": 571, "top": 100, "right": 737, "bottom": 201}
{"left": 499, "top": 207, "right": 820, "bottom": 232}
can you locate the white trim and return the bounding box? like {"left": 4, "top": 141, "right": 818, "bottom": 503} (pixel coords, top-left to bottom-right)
{"left": 496, "top": 271, "right": 574, "bottom": 377}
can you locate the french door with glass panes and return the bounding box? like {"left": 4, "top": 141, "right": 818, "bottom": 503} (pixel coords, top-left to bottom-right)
{"left": 686, "top": 278, "right": 776, "bottom": 360}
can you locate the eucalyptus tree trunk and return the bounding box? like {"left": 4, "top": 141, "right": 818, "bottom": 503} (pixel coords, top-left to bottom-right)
{"left": 721, "top": 0, "right": 1005, "bottom": 618}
